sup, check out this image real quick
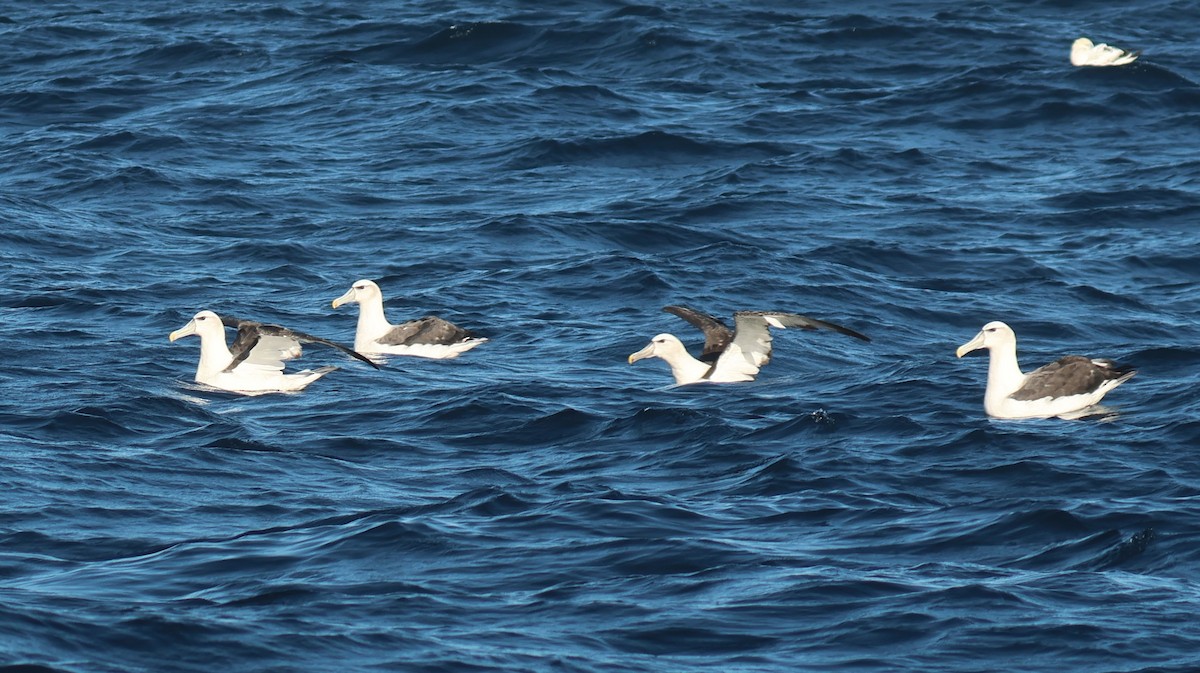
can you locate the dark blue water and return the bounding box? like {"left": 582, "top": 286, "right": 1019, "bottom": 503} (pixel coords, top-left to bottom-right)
{"left": 3, "top": 1, "right": 1200, "bottom": 671}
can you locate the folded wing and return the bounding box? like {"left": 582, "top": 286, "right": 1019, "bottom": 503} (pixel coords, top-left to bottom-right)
{"left": 1010, "top": 355, "right": 1135, "bottom": 401}
{"left": 377, "top": 316, "right": 479, "bottom": 347}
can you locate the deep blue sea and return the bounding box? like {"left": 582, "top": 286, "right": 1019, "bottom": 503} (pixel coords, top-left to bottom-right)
{"left": 3, "top": 1, "right": 1200, "bottom": 671}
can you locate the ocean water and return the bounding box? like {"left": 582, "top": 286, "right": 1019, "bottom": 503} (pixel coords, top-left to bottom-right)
{"left": 2, "top": 1, "right": 1200, "bottom": 671}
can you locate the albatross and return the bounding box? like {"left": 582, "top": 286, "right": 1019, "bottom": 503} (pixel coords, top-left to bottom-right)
{"left": 169, "top": 310, "right": 378, "bottom": 394}
{"left": 956, "top": 321, "right": 1136, "bottom": 419}
{"left": 628, "top": 305, "right": 870, "bottom": 385}
{"left": 331, "top": 279, "right": 486, "bottom": 359}
{"left": 1070, "top": 37, "right": 1138, "bottom": 67}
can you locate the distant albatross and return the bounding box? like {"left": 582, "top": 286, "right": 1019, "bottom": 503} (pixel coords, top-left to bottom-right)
{"left": 628, "top": 305, "right": 870, "bottom": 385}
{"left": 331, "top": 279, "right": 486, "bottom": 358}
{"left": 169, "top": 310, "right": 378, "bottom": 394}
{"left": 1071, "top": 37, "right": 1138, "bottom": 67}
{"left": 956, "top": 321, "right": 1136, "bottom": 419}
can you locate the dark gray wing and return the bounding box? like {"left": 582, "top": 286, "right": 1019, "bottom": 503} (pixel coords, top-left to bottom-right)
{"left": 734, "top": 311, "right": 871, "bottom": 342}
{"left": 222, "top": 315, "right": 379, "bottom": 371}
{"left": 663, "top": 305, "right": 734, "bottom": 363}
{"left": 221, "top": 317, "right": 266, "bottom": 372}
{"left": 1010, "top": 356, "right": 1135, "bottom": 401}
{"left": 377, "top": 316, "right": 479, "bottom": 346}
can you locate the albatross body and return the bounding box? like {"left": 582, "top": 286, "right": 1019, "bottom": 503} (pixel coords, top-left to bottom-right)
{"left": 1071, "top": 37, "right": 1138, "bottom": 67}
{"left": 169, "top": 310, "right": 377, "bottom": 394}
{"left": 956, "top": 321, "right": 1136, "bottom": 419}
{"left": 332, "top": 280, "right": 485, "bottom": 359}
{"left": 628, "top": 305, "right": 870, "bottom": 385}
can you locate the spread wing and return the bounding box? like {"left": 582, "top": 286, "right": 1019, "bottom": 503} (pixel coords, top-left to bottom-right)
{"left": 1010, "top": 355, "right": 1135, "bottom": 401}
{"left": 712, "top": 311, "right": 871, "bottom": 381}
{"left": 221, "top": 316, "right": 379, "bottom": 372}
{"left": 663, "top": 305, "right": 733, "bottom": 363}
{"left": 376, "top": 316, "right": 479, "bottom": 346}
{"left": 748, "top": 311, "right": 871, "bottom": 343}
{"left": 221, "top": 318, "right": 279, "bottom": 373}
{"left": 712, "top": 312, "right": 778, "bottom": 379}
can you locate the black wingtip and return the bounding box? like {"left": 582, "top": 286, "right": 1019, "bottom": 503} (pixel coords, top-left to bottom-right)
{"left": 843, "top": 326, "right": 871, "bottom": 343}
{"left": 356, "top": 350, "right": 382, "bottom": 370}
{"left": 663, "top": 305, "right": 726, "bottom": 327}
{"left": 1100, "top": 360, "right": 1136, "bottom": 379}
{"left": 797, "top": 314, "right": 871, "bottom": 343}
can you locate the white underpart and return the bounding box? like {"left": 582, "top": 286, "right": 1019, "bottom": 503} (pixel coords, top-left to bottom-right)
{"left": 171, "top": 312, "right": 332, "bottom": 394}
{"left": 199, "top": 366, "right": 330, "bottom": 395}
{"left": 713, "top": 315, "right": 776, "bottom": 380}
{"left": 247, "top": 335, "right": 303, "bottom": 364}
{"left": 334, "top": 280, "right": 485, "bottom": 359}
{"left": 366, "top": 341, "right": 484, "bottom": 359}
{"left": 707, "top": 341, "right": 765, "bottom": 382}
{"left": 976, "top": 341, "right": 1108, "bottom": 419}
{"left": 629, "top": 315, "right": 786, "bottom": 385}
{"left": 1071, "top": 37, "right": 1138, "bottom": 67}
{"left": 958, "top": 322, "right": 1126, "bottom": 419}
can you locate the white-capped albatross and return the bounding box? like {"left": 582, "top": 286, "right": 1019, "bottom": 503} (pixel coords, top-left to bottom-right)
{"left": 628, "top": 305, "right": 870, "bottom": 385}
{"left": 1071, "top": 37, "right": 1138, "bottom": 67}
{"left": 956, "top": 321, "right": 1136, "bottom": 419}
{"left": 169, "top": 310, "right": 378, "bottom": 394}
{"left": 331, "top": 279, "right": 486, "bottom": 359}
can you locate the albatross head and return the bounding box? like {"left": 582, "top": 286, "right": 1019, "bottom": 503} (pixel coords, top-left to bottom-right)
{"left": 628, "top": 333, "right": 688, "bottom": 364}
{"left": 332, "top": 279, "right": 382, "bottom": 309}
{"left": 956, "top": 321, "right": 1016, "bottom": 358}
{"left": 169, "top": 310, "right": 224, "bottom": 342}
{"left": 1070, "top": 37, "right": 1095, "bottom": 66}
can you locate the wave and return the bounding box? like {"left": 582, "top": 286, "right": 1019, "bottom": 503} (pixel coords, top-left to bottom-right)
{"left": 504, "top": 130, "right": 788, "bottom": 169}
{"left": 4, "top": 2, "right": 1200, "bottom": 671}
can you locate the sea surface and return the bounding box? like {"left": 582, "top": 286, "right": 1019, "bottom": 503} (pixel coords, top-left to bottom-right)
{"left": 2, "top": 1, "right": 1200, "bottom": 671}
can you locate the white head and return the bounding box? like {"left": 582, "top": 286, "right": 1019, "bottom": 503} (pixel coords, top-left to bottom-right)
{"left": 628, "top": 333, "right": 689, "bottom": 364}
{"left": 332, "top": 279, "right": 383, "bottom": 309}
{"left": 1070, "top": 37, "right": 1094, "bottom": 66}
{"left": 956, "top": 321, "right": 1016, "bottom": 358}
{"left": 169, "top": 310, "right": 225, "bottom": 343}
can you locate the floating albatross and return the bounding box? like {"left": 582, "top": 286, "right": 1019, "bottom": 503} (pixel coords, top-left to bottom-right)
{"left": 628, "top": 305, "right": 870, "bottom": 385}
{"left": 331, "top": 279, "right": 486, "bottom": 359}
{"left": 956, "top": 321, "right": 1136, "bottom": 419}
{"left": 1070, "top": 37, "right": 1138, "bottom": 67}
{"left": 169, "top": 310, "right": 378, "bottom": 394}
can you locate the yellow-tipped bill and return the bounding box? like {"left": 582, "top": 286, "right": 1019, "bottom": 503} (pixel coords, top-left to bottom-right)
{"left": 331, "top": 288, "right": 356, "bottom": 309}
{"left": 169, "top": 320, "right": 197, "bottom": 342}
{"left": 628, "top": 342, "right": 655, "bottom": 364}
{"left": 956, "top": 332, "right": 985, "bottom": 358}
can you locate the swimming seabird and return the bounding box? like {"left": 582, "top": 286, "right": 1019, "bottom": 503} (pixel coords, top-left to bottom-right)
{"left": 628, "top": 305, "right": 870, "bottom": 385}
{"left": 169, "top": 310, "right": 378, "bottom": 394}
{"left": 331, "top": 279, "right": 486, "bottom": 359}
{"left": 956, "top": 321, "right": 1136, "bottom": 419}
{"left": 1071, "top": 37, "right": 1138, "bottom": 67}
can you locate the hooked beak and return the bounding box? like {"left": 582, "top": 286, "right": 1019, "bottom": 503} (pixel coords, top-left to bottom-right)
{"left": 628, "top": 342, "right": 656, "bottom": 364}
{"left": 331, "top": 288, "right": 356, "bottom": 309}
{"left": 169, "top": 320, "right": 197, "bottom": 343}
{"left": 956, "top": 332, "right": 985, "bottom": 358}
